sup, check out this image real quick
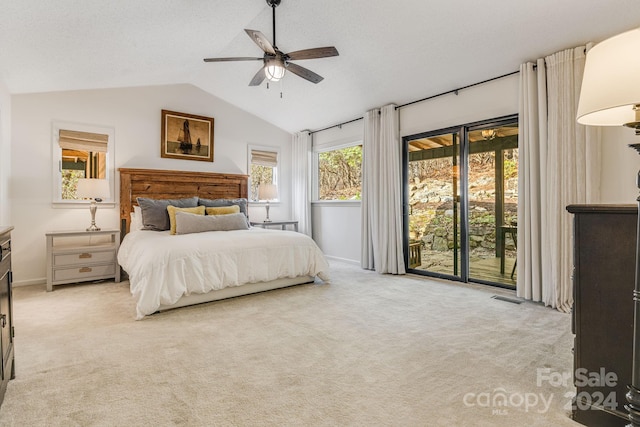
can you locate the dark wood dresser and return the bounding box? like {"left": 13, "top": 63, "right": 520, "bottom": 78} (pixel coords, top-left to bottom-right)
{"left": 0, "top": 226, "right": 14, "bottom": 407}
{"left": 567, "top": 205, "right": 637, "bottom": 426}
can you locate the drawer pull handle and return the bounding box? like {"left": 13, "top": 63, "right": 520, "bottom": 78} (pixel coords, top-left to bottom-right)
{"left": 0, "top": 314, "right": 6, "bottom": 328}
{"left": 79, "top": 267, "right": 92, "bottom": 273}
{"left": 79, "top": 253, "right": 92, "bottom": 259}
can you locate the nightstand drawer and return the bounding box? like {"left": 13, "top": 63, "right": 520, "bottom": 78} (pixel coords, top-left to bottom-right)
{"left": 53, "top": 250, "right": 115, "bottom": 267}
{"left": 53, "top": 263, "right": 116, "bottom": 282}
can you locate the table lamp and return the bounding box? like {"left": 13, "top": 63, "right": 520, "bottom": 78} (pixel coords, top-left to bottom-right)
{"left": 576, "top": 27, "right": 640, "bottom": 426}
{"left": 258, "top": 183, "right": 278, "bottom": 222}
{"left": 76, "top": 178, "right": 110, "bottom": 231}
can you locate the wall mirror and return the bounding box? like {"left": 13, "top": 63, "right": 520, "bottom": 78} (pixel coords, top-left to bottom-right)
{"left": 51, "top": 121, "right": 115, "bottom": 206}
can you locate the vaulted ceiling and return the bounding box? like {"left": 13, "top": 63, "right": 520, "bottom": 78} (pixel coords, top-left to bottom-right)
{"left": 1, "top": 1, "right": 639, "bottom": 133}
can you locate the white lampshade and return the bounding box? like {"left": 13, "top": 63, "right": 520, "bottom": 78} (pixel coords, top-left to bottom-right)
{"left": 258, "top": 183, "right": 278, "bottom": 201}
{"left": 264, "top": 59, "right": 286, "bottom": 82}
{"left": 577, "top": 27, "right": 640, "bottom": 126}
{"left": 76, "top": 178, "right": 110, "bottom": 201}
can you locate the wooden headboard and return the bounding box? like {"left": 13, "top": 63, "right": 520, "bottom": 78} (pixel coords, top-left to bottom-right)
{"left": 119, "top": 168, "right": 248, "bottom": 236}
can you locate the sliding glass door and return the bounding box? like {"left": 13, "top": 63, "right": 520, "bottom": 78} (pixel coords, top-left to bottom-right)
{"left": 404, "top": 116, "right": 518, "bottom": 288}
{"left": 466, "top": 122, "right": 519, "bottom": 286}
{"left": 405, "top": 128, "right": 462, "bottom": 280}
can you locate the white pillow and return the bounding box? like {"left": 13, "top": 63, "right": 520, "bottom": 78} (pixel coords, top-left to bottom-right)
{"left": 130, "top": 206, "right": 143, "bottom": 232}
{"left": 175, "top": 211, "right": 249, "bottom": 235}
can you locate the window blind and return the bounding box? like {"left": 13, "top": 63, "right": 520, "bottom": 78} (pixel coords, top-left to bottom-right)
{"left": 59, "top": 129, "right": 109, "bottom": 153}
{"left": 250, "top": 149, "right": 278, "bottom": 167}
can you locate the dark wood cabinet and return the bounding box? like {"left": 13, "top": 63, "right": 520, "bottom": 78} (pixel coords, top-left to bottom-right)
{"left": 0, "top": 226, "right": 14, "bottom": 407}
{"left": 567, "top": 205, "right": 637, "bottom": 427}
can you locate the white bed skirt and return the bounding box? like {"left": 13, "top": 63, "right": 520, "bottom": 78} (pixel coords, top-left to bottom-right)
{"left": 157, "top": 276, "right": 315, "bottom": 312}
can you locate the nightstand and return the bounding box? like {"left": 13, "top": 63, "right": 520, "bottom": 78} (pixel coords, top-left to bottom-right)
{"left": 250, "top": 220, "right": 298, "bottom": 232}
{"left": 45, "top": 229, "right": 120, "bottom": 291}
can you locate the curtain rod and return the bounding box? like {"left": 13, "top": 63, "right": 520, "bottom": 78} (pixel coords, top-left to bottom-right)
{"left": 395, "top": 70, "right": 519, "bottom": 109}
{"left": 308, "top": 69, "right": 520, "bottom": 135}
{"left": 309, "top": 117, "right": 364, "bottom": 135}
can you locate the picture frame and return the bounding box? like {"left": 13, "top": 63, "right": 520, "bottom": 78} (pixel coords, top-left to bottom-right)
{"left": 161, "top": 110, "right": 214, "bottom": 162}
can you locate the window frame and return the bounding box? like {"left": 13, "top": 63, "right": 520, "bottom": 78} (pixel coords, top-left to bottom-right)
{"left": 51, "top": 121, "right": 115, "bottom": 207}
{"left": 247, "top": 144, "right": 280, "bottom": 204}
{"left": 312, "top": 139, "right": 363, "bottom": 204}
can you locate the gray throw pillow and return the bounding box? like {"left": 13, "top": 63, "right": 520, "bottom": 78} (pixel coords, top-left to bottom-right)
{"left": 198, "top": 198, "right": 248, "bottom": 220}
{"left": 137, "top": 197, "right": 198, "bottom": 231}
{"left": 175, "top": 211, "right": 249, "bottom": 234}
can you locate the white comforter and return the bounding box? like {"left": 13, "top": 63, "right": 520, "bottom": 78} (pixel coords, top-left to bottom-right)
{"left": 118, "top": 228, "right": 330, "bottom": 319}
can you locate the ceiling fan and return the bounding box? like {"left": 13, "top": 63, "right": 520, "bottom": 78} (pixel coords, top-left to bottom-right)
{"left": 203, "top": 0, "right": 339, "bottom": 86}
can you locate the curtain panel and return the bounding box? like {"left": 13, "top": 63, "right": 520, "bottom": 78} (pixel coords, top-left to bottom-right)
{"left": 517, "top": 45, "right": 601, "bottom": 312}
{"left": 360, "top": 105, "right": 405, "bottom": 274}
{"left": 292, "top": 131, "right": 313, "bottom": 237}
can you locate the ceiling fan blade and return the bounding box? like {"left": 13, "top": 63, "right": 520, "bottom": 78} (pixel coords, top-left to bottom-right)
{"left": 203, "top": 57, "right": 263, "bottom": 63}
{"left": 286, "top": 62, "right": 324, "bottom": 84}
{"left": 249, "top": 66, "right": 267, "bottom": 86}
{"left": 244, "top": 29, "right": 276, "bottom": 55}
{"left": 286, "top": 47, "right": 339, "bottom": 61}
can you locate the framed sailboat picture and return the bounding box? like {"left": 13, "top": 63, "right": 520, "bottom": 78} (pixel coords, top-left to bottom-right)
{"left": 161, "top": 110, "right": 214, "bottom": 162}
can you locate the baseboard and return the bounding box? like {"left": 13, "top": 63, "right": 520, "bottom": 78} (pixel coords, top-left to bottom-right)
{"left": 325, "top": 255, "right": 360, "bottom": 266}
{"left": 12, "top": 278, "right": 46, "bottom": 287}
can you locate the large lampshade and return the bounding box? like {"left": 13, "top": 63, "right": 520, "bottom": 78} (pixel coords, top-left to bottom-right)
{"left": 258, "top": 183, "right": 278, "bottom": 201}
{"left": 76, "top": 178, "right": 110, "bottom": 201}
{"left": 577, "top": 27, "right": 640, "bottom": 127}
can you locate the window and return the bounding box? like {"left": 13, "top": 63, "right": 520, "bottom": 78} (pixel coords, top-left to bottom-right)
{"left": 315, "top": 143, "right": 362, "bottom": 201}
{"left": 248, "top": 145, "right": 279, "bottom": 202}
{"left": 52, "top": 122, "right": 115, "bottom": 205}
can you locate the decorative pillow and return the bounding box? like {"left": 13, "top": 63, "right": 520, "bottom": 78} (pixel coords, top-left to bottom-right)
{"left": 167, "top": 205, "right": 205, "bottom": 235}
{"left": 198, "top": 198, "right": 248, "bottom": 220}
{"left": 205, "top": 205, "right": 240, "bottom": 216}
{"left": 130, "top": 213, "right": 141, "bottom": 232}
{"left": 137, "top": 197, "right": 198, "bottom": 231}
{"left": 175, "top": 211, "right": 249, "bottom": 235}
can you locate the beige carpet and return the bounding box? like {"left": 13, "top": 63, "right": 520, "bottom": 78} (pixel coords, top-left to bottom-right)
{"left": 0, "top": 261, "right": 579, "bottom": 426}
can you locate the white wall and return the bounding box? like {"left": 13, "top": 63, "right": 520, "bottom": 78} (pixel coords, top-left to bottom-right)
{"left": 398, "top": 76, "right": 519, "bottom": 138}
{"left": 11, "top": 84, "right": 292, "bottom": 285}
{"left": 600, "top": 126, "right": 639, "bottom": 204}
{"left": 0, "top": 79, "right": 10, "bottom": 225}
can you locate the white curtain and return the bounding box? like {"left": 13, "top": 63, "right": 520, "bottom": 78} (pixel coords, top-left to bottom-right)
{"left": 292, "top": 131, "right": 312, "bottom": 237}
{"left": 361, "top": 105, "right": 406, "bottom": 274}
{"left": 517, "top": 60, "right": 546, "bottom": 304}
{"left": 517, "top": 46, "right": 600, "bottom": 312}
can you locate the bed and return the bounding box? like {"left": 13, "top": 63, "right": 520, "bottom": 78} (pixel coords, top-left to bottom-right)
{"left": 117, "top": 168, "right": 330, "bottom": 319}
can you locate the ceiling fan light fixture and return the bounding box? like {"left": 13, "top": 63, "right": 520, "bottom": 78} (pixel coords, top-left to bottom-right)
{"left": 265, "top": 60, "right": 286, "bottom": 82}
{"left": 481, "top": 129, "right": 497, "bottom": 140}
